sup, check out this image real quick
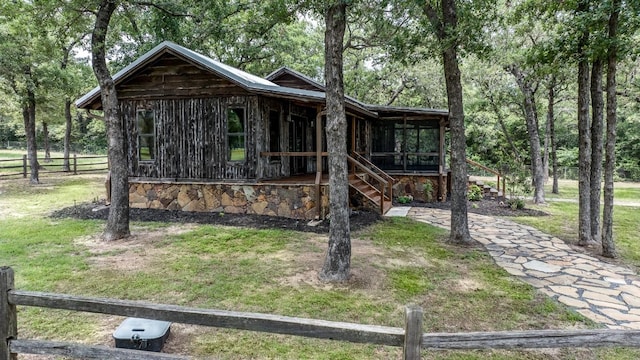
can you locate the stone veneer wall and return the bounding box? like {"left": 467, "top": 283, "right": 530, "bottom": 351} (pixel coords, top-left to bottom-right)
{"left": 129, "top": 181, "right": 328, "bottom": 220}
{"left": 393, "top": 175, "right": 448, "bottom": 202}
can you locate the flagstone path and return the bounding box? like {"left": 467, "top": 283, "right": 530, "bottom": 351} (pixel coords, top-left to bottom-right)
{"left": 389, "top": 207, "right": 640, "bottom": 330}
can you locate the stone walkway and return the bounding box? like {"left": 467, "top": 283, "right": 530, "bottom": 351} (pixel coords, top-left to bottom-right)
{"left": 394, "top": 207, "right": 640, "bottom": 330}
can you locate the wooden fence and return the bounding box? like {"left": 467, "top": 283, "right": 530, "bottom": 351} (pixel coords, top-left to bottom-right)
{"left": 3, "top": 267, "right": 640, "bottom": 359}
{"left": 0, "top": 155, "right": 108, "bottom": 179}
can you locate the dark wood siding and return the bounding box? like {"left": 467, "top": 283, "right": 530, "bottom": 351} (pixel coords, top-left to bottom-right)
{"left": 122, "top": 96, "right": 260, "bottom": 181}
{"left": 269, "top": 73, "right": 323, "bottom": 92}
{"left": 117, "top": 53, "right": 250, "bottom": 100}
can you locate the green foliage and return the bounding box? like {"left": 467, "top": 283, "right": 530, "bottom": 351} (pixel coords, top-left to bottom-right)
{"left": 396, "top": 195, "right": 413, "bottom": 204}
{"left": 423, "top": 180, "right": 434, "bottom": 202}
{"left": 468, "top": 184, "right": 483, "bottom": 201}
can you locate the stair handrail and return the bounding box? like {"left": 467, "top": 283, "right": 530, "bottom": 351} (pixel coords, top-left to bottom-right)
{"left": 347, "top": 155, "right": 389, "bottom": 214}
{"left": 351, "top": 151, "right": 397, "bottom": 185}
{"left": 465, "top": 158, "right": 505, "bottom": 196}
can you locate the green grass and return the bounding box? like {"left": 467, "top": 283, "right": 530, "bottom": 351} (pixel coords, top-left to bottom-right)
{"left": 2, "top": 175, "right": 639, "bottom": 358}
{"left": 516, "top": 202, "right": 640, "bottom": 268}
{"left": 543, "top": 179, "right": 640, "bottom": 202}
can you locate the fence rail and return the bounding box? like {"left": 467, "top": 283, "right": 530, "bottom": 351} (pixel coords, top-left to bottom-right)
{"left": 0, "top": 155, "right": 108, "bottom": 179}
{"left": 3, "top": 266, "right": 640, "bottom": 359}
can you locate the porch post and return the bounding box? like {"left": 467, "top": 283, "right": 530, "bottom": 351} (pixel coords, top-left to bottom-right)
{"left": 315, "top": 107, "right": 324, "bottom": 218}
{"left": 439, "top": 118, "right": 446, "bottom": 202}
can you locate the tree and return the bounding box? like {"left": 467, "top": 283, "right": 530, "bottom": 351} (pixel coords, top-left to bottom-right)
{"left": 423, "top": 0, "right": 472, "bottom": 244}
{"left": 319, "top": 0, "right": 351, "bottom": 281}
{"left": 507, "top": 64, "right": 546, "bottom": 204}
{"left": 92, "top": 0, "right": 130, "bottom": 241}
{"left": 576, "top": 0, "right": 593, "bottom": 246}
{"left": 602, "top": 0, "right": 622, "bottom": 258}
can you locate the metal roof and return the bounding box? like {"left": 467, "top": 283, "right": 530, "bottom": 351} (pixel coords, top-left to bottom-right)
{"left": 76, "top": 41, "right": 447, "bottom": 120}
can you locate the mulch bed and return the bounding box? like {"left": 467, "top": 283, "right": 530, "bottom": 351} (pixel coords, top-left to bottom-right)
{"left": 51, "top": 198, "right": 546, "bottom": 235}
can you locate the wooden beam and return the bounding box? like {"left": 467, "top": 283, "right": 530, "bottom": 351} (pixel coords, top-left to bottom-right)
{"left": 0, "top": 267, "right": 17, "bottom": 360}
{"left": 8, "top": 290, "right": 404, "bottom": 347}
{"left": 10, "top": 339, "right": 187, "bottom": 360}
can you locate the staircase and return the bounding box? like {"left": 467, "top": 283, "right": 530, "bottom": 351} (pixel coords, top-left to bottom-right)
{"left": 348, "top": 152, "right": 396, "bottom": 215}
{"left": 468, "top": 177, "right": 503, "bottom": 199}
{"left": 349, "top": 173, "right": 393, "bottom": 214}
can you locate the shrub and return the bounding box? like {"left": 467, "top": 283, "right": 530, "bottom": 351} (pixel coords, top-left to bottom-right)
{"left": 422, "top": 181, "right": 434, "bottom": 202}
{"left": 507, "top": 198, "right": 525, "bottom": 209}
{"left": 468, "top": 184, "right": 483, "bottom": 201}
{"left": 397, "top": 195, "right": 413, "bottom": 204}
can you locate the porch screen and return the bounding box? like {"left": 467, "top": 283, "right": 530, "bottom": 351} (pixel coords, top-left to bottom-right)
{"left": 227, "top": 107, "right": 246, "bottom": 162}
{"left": 137, "top": 110, "right": 155, "bottom": 161}
{"left": 371, "top": 120, "right": 439, "bottom": 172}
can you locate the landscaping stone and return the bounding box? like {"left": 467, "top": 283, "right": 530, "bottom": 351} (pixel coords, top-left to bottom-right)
{"left": 402, "top": 207, "right": 640, "bottom": 330}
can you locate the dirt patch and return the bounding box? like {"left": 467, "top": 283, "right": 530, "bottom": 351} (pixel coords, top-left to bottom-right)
{"left": 76, "top": 224, "right": 196, "bottom": 271}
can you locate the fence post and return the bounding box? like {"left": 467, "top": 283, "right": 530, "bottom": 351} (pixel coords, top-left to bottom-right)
{"left": 22, "top": 155, "right": 27, "bottom": 178}
{"left": 403, "top": 304, "right": 423, "bottom": 360}
{"left": 73, "top": 154, "right": 77, "bottom": 175}
{"left": 0, "top": 267, "right": 17, "bottom": 360}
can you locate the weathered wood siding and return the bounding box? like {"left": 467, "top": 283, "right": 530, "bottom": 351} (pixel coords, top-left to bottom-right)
{"left": 117, "top": 53, "right": 249, "bottom": 99}
{"left": 122, "top": 96, "right": 260, "bottom": 181}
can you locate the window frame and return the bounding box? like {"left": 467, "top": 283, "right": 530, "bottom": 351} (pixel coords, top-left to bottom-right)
{"left": 136, "top": 109, "right": 155, "bottom": 162}
{"left": 227, "top": 106, "right": 247, "bottom": 163}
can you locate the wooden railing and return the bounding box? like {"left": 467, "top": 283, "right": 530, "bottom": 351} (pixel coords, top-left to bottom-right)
{"left": 1, "top": 267, "right": 417, "bottom": 359}
{"left": 466, "top": 158, "right": 505, "bottom": 196}
{"left": 347, "top": 155, "right": 392, "bottom": 214}
{"left": 4, "top": 267, "right": 640, "bottom": 359}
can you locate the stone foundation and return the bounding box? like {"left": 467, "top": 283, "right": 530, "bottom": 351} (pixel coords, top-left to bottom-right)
{"left": 129, "top": 180, "right": 328, "bottom": 220}
{"left": 393, "top": 175, "right": 449, "bottom": 202}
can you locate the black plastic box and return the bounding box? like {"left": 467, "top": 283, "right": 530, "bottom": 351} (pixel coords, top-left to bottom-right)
{"left": 113, "top": 317, "right": 171, "bottom": 352}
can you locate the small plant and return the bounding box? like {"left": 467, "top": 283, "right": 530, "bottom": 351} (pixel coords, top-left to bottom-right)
{"left": 468, "top": 184, "right": 483, "bottom": 201}
{"left": 397, "top": 195, "right": 413, "bottom": 204}
{"left": 422, "top": 181, "right": 434, "bottom": 202}
{"left": 507, "top": 198, "right": 525, "bottom": 210}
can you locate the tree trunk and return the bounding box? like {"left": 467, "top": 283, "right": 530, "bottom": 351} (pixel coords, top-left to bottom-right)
{"left": 543, "top": 105, "right": 550, "bottom": 183}
{"left": 590, "top": 60, "right": 604, "bottom": 242}
{"left": 548, "top": 77, "right": 559, "bottom": 194}
{"left": 508, "top": 65, "right": 545, "bottom": 204}
{"left": 43, "top": 121, "right": 51, "bottom": 162}
{"left": 577, "top": 1, "right": 593, "bottom": 246}
{"left": 319, "top": 0, "right": 350, "bottom": 281}
{"left": 437, "top": 0, "right": 471, "bottom": 244}
{"left": 23, "top": 85, "right": 39, "bottom": 184}
{"left": 602, "top": 0, "right": 620, "bottom": 258}
{"left": 63, "top": 99, "right": 72, "bottom": 172}
{"left": 92, "top": 0, "right": 129, "bottom": 241}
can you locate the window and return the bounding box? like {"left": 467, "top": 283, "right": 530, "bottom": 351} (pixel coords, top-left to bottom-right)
{"left": 137, "top": 110, "right": 155, "bottom": 161}
{"left": 227, "top": 107, "right": 246, "bottom": 162}
{"left": 371, "top": 119, "right": 439, "bottom": 172}
{"left": 269, "top": 110, "right": 280, "bottom": 161}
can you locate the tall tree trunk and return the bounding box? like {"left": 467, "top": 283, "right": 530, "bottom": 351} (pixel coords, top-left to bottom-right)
{"left": 508, "top": 65, "right": 545, "bottom": 204}
{"left": 543, "top": 106, "right": 550, "bottom": 183}
{"left": 319, "top": 0, "right": 350, "bottom": 281}
{"left": 43, "top": 120, "right": 51, "bottom": 162}
{"left": 92, "top": 0, "right": 129, "bottom": 241}
{"left": 548, "top": 76, "right": 559, "bottom": 194}
{"left": 23, "top": 85, "right": 39, "bottom": 184}
{"left": 602, "top": 0, "right": 620, "bottom": 258}
{"left": 434, "top": 0, "right": 471, "bottom": 244}
{"left": 577, "top": 0, "right": 593, "bottom": 246}
{"left": 590, "top": 60, "right": 604, "bottom": 242}
{"left": 63, "top": 99, "right": 72, "bottom": 172}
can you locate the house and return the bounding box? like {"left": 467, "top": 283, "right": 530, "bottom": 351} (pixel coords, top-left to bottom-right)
{"left": 76, "top": 41, "right": 450, "bottom": 220}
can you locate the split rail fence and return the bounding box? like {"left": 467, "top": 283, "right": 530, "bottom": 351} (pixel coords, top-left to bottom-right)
{"left": 0, "top": 155, "right": 108, "bottom": 179}
{"left": 3, "top": 267, "right": 640, "bottom": 359}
